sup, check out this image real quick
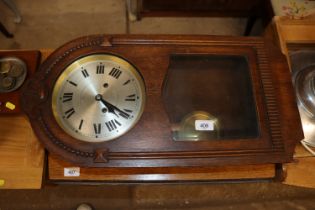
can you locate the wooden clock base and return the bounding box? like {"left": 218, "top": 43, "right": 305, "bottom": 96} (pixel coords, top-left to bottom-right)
{"left": 48, "top": 154, "right": 277, "bottom": 183}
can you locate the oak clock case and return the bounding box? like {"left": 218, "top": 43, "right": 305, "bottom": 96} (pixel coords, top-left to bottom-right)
{"left": 21, "top": 35, "right": 303, "bottom": 167}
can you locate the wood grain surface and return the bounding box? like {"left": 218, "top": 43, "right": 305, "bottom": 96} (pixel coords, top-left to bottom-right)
{"left": 284, "top": 157, "right": 315, "bottom": 188}
{"left": 0, "top": 115, "right": 44, "bottom": 189}
{"left": 273, "top": 16, "right": 315, "bottom": 56}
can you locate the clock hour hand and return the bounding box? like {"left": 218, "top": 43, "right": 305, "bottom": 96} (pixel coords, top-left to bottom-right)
{"left": 110, "top": 104, "right": 130, "bottom": 119}
{"left": 95, "top": 94, "right": 129, "bottom": 118}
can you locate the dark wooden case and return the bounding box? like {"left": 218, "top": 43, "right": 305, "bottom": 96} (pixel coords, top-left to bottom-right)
{"left": 21, "top": 35, "right": 303, "bottom": 167}
{"left": 138, "top": 0, "right": 263, "bottom": 17}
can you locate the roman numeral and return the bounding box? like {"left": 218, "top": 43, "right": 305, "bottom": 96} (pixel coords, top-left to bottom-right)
{"left": 96, "top": 64, "right": 105, "bottom": 74}
{"left": 79, "top": 119, "right": 84, "bottom": 130}
{"left": 64, "top": 108, "right": 75, "bottom": 119}
{"left": 93, "top": 123, "right": 101, "bottom": 135}
{"left": 67, "top": 80, "right": 77, "bottom": 87}
{"left": 62, "top": 92, "right": 73, "bottom": 102}
{"left": 114, "top": 119, "right": 121, "bottom": 126}
{"left": 105, "top": 120, "right": 120, "bottom": 132}
{"left": 123, "top": 109, "right": 133, "bottom": 113}
{"left": 109, "top": 67, "right": 122, "bottom": 79}
{"left": 119, "top": 112, "right": 130, "bottom": 119}
{"left": 123, "top": 79, "right": 130, "bottom": 85}
{"left": 81, "top": 69, "right": 89, "bottom": 78}
{"left": 125, "top": 94, "right": 136, "bottom": 101}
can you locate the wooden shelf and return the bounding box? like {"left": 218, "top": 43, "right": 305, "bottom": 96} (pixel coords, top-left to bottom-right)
{"left": 0, "top": 116, "right": 44, "bottom": 189}
{"left": 272, "top": 15, "right": 315, "bottom": 189}
{"left": 0, "top": 50, "right": 44, "bottom": 189}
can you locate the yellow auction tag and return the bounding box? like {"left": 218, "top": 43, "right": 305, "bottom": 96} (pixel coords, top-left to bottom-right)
{"left": 5, "top": 102, "right": 15, "bottom": 110}
{"left": 0, "top": 179, "right": 5, "bottom": 187}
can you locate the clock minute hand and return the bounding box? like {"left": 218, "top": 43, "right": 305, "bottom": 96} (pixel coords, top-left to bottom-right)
{"left": 95, "top": 94, "right": 129, "bottom": 118}
{"left": 103, "top": 99, "right": 130, "bottom": 118}
{"left": 95, "top": 94, "right": 118, "bottom": 117}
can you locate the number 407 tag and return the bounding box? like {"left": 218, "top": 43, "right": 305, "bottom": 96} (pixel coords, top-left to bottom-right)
{"left": 195, "top": 120, "right": 214, "bottom": 131}
{"left": 64, "top": 167, "right": 80, "bottom": 177}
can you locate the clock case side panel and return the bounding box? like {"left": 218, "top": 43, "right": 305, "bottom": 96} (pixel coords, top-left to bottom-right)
{"left": 21, "top": 35, "right": 303, "bottom": 167}
{"left": 264, "top": 40, "right": 304, "bottom": 159}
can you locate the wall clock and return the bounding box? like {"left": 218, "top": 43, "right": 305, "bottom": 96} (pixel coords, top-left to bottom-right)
{"left": 21, "top": 35, "right": 303, "bottom": 167}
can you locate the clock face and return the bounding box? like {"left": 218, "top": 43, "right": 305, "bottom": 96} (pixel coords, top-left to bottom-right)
{"left": 52, "top": 54, "right": 145, "bottom": 142}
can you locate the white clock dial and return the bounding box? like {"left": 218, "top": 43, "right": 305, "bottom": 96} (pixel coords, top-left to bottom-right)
{"left": 52, "top": 54, "right": 145, "bottom": 142}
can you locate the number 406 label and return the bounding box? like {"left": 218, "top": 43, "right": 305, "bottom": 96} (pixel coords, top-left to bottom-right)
{"left": 195, "top": 120, "right": 214, "bottom": 131}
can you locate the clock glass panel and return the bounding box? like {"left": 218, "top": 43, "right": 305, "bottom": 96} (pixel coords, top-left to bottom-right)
{"left": 52, "top": 54, "right": 145, "bottom": 142}
{"left": 163, "top": 54, "right": 259, "bottom": 141}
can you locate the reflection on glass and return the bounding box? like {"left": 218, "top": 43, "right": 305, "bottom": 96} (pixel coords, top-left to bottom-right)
{"left": 162, "top": 54, "right": 259, "bottom": 141}
{"left": 172, "top": 111, "right": 220, "bottom": 141}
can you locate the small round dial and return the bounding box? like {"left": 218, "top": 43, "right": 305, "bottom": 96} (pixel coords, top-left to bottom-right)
{"left": 52, "top": 54, "right": 145, "bottom": 142}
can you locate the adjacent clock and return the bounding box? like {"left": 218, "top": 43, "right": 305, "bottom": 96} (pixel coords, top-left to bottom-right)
{"left": 52, "top": 54, "right": 145, "bottom": 142}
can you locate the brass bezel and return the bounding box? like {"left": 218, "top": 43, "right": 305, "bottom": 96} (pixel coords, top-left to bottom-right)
{"left": 52, "top": 54, "right": 146, "bottom": 142}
